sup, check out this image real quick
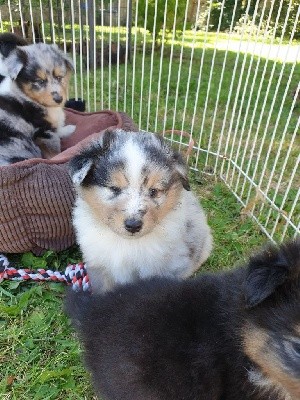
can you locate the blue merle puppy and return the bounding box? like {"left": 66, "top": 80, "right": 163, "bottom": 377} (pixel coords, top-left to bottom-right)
{"left": 0, "top": 42, "right": 75, "bottom": 165}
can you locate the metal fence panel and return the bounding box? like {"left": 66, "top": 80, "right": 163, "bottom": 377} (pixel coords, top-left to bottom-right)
{"left": 1, "top": 0, "right": 299, "bottom": 242}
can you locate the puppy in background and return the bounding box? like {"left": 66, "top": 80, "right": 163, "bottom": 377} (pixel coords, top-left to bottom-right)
{"left": 0, "top": 42, "right": 75, "bottom": 165}
{"left": 66, "top": 239, "right": 300, "bottom": 400}
{"left": 69, "top": 129, "right": 213, "bottom": 293}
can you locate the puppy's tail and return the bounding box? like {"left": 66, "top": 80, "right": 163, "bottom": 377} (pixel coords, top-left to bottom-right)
{"left": 244, "top": 238, "right": 300, "bottom": 308}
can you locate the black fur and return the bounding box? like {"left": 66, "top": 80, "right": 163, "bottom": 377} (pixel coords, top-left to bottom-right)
{"left": 0, "top": 33, "right": 27, "bottom": 83}
{"left": 66, "top": 239, "right": 300, "bottom": 400}
{"left": 0, "top": 96, "right": 50, "bottom": 130}
{"left": 0, "top": 32, "right": 27, "bottom": 57}
{"left": 0, "top": 95, "right": 52, "bottom": 147}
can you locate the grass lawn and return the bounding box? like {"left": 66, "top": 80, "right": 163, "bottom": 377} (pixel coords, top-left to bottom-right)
{"left": 0, "top": 24, "right": 299, "bottom": 398}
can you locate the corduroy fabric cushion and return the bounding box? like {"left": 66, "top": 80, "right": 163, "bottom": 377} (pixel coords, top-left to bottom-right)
{"left": 0, "top": 109, "right": 137, "bottom": 254}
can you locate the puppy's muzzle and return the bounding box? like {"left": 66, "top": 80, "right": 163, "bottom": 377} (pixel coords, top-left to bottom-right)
{"left": 124, "top": 218, "right": 143, "bottom": 233}
{"left": 52, "top": 92, "right": 63, "bottom": 104}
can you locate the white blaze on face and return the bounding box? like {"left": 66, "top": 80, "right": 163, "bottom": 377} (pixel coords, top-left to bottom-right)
{"left": 121, "top": 138, "right": 147, "bottom": 216}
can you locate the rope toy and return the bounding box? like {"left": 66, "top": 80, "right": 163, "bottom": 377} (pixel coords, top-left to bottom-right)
{"left": 0, "top": 254, "right": 90, "bottom": 291}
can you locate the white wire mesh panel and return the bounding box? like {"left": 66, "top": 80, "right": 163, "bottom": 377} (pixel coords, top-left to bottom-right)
{"left": 1, "top": 0, "right": 299, "bottom": 242}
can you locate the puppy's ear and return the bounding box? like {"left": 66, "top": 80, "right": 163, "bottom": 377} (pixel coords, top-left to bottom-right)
{"left": 69, "top": 130, "right": 116, "bottom": 186}
{"left": 172, "top": 151, "right": 190, "bottom": 191}
{"left": 69, "top": 154, "right": 94, "bottom": 186}
{"left": 0, "top": 33, "right": 27, "bottom": 58}
{"left": 99, "top": 128, "right": 117, "bottom": 151}
{"left": 243, "top": 240, "right": 300, "bottom": 308}
{"left": 52, "top": 44, "right": 74, "bottom": 72}
{"left": 62, "top": 52, "right": 74, "bottom": 72}
{"left": 4, "top": 47, "right": 26, "bottom": 79}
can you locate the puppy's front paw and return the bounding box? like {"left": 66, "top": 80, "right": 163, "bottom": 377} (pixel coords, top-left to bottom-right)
{"left": 58, "top": 124, "right": 76, "bottom": 138}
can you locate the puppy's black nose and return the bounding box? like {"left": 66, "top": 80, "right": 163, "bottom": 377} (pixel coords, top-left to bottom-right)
{"left": 124, "top": 218, "right": 143, "bottom": 233}
{"left": 52, "top": 92, "right": 63, "bottom": 104}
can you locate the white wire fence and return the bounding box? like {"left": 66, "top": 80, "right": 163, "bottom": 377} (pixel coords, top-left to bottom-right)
{"left": 1, "top": 0, "right": 299, "bottom": 243}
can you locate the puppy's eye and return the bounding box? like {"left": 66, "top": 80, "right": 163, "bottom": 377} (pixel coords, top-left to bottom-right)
{"left": 35, "top": 79, "right": 46, "bottom": 85}
{"left": 56, "top": 76, "right": 63, "bottom": 82}
{"left": 149, "top": 188, "right": 159, "bottom": 198}
{"left": 110, "top": 186, "right": 121, "bottom": 196}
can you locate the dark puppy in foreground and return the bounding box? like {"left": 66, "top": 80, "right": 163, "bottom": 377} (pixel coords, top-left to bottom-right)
{"left": 66, "top": 239, "right": 300, "bottom": 400}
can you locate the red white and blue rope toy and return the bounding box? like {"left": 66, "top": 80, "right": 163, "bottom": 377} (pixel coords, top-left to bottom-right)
{"left": 0, "top": 253, "right": 90, "bottom": 291}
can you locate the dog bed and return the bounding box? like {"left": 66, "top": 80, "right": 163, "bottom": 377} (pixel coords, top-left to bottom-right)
{"left": 0, "top": 108, "right": 137, "bottom": 255}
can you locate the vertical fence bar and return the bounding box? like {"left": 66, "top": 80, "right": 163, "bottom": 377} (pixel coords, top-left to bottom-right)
{"left": 180, "top": 0, "right": 201, "bottom": 137}
{"left": 100, "top": 0, "right": 104, "bottom": 110}
{"left": 60, "top": 0, "right": 66, "bottom": 50}
{"left": 162, "top": 0, "right": 179, "bottom": 135}
{"left": 138, "top": 0, "right": 149, "bottom": 129}
{"left": 93, "top": 0, "right": 97, "bottom": 111}
{"left": 211, "top": 0, "right": 240, "bottom": 173}
{"left": 115, "top": 0, "right": 121, "bottom": 111}
{"left": 84, "top": 0, "right": 90, "bottom": 110}
{"left": 192, "top": 0, "right": 218, "bottom": 167}
{"left": 201, "top": 0, "right": 227, "bottom": 168}
{"left": 154, "top": 0, "right": 169, "bottom": 132}
{"left": 70, "top": 0, "right": 78, "bottom": 100}
{"left": 7, "top": 0, "right": 13, "bottom": 32}
{"left": 78, "top": 0, "right": 84, "bottom": 102}
{"left": 123, "top": 0, "right": 131, "bottom": 112}
{"left": 169, "top": 0, "right": 190, "bottom": 140}
{"left": 131, "top": 0, "right": 139, "bottom": 120}
{"left": 0, "top": 11, "right": 3, "bottom": 33}
{"left": 48, "top": 0, "right": 56, "bottom": 43}
{"left": 146, "top": 0, "right": 158, "bottom": 131}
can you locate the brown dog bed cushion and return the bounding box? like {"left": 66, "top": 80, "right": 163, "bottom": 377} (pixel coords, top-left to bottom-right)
{"left": 0, "top": 108, "right": 137, "bottom": 255}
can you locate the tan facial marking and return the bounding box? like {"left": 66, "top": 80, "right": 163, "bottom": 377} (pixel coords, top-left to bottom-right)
{"left": 110, "top": 170, "right": 128, "bottom": 188}
{"left": 144, "top": 170, "right": 182, "bottom": 223}
{"left": 155, "top": 185, "right": 182, "bottom": 219}
{"left": 243, "top": 324, "right": 300, "bottom": 399}
{"left": 36, "top": 68, "right": 47, "bottom": 80}
{"left": 53, "top": 66, "right": 64, "bottom": 77}
{"left": 21, "top": 83, "right": 55, "bottom": 106}
{"left": 81, "top": 187, "right": 120, "bottom": 228}
{"left": 145, "top": 170, "right": 165, "bottom": 190}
